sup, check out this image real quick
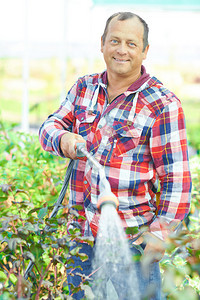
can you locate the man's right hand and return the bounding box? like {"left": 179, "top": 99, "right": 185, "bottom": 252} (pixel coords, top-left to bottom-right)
{"left": 60, "top": 132, "right": 86, "bottom": 159}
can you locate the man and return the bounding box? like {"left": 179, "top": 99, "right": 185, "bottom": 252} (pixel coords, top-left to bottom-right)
{"left": 39, "top": 12, "right": 192, "bottom": 299}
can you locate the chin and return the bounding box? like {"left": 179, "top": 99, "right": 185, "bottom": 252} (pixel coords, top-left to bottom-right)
{"left": 115, "top": 69, "right": 130, "bottom": 76}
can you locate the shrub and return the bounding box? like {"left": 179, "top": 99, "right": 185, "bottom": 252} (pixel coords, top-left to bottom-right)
{"left": 0, "top": 121, "right": 199, "bottom": 299}
{"left": 160, "top": 155, "right": 200, "bottom": 299}
{"left": 0, "top": 122, "right": 93, "bottom": 299}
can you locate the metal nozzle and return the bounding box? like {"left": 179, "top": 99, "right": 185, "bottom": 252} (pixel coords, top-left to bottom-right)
{"left": 97, "top": 194, "right": 119, "bottom": 212}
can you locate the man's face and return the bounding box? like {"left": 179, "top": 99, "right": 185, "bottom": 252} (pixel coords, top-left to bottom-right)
{"left": 101, "top": 16, "right": 149, "bottom": 81}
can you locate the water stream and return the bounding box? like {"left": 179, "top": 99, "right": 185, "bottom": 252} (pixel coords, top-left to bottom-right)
{"left": 76, "top": 146, "right": 140, "bottom": 299}
{"left": 91, "top": 204, "right": 140, "bottom": 300}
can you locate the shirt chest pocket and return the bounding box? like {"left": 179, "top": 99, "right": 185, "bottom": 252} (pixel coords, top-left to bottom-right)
{"left": 74, "top": 109, "right": 97, "bottom": 137}
{"left": 113, "top": 121, "right": 143, "bottom": 157}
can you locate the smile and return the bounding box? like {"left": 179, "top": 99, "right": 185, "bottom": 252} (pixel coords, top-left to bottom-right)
{"left": 114, "top": 58, "right": 128, "bottom": 63}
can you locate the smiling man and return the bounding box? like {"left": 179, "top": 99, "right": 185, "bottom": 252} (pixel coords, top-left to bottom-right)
{"left": 101, "top": 14, "right": 149, "bottom": 95}
{"left": 39, "top": 12, "right": 191, "bottom": 300}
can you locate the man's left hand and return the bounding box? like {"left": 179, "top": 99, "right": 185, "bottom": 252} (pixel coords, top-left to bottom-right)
{"left": 143, "top": 233, "right": 165, "bottom": 262}
{"left": 133, "top": 232, "right": 165, "bottom": 262}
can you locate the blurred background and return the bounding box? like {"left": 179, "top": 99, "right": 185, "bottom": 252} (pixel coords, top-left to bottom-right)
{"left": 0, "top": 0, "right": 200, "bottom": 151}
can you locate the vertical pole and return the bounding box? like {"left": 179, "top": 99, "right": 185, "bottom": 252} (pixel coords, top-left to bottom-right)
{"left": 60, "top": 0, "right": 68, "bottom": 103}
{"left": 22, "top": 0, "right": 29, "bottom": 132}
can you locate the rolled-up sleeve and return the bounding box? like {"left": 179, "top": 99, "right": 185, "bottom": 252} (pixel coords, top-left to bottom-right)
{"left": 149, "top": 99, "right": 192, "bottom": 240}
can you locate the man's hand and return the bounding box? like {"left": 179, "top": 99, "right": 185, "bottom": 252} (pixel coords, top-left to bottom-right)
{"left": 60, "top": 132, "right": 86, "bottom": 159}
{"left": 143, "top": 233, "right": 165, "bottom": 262}
{"left": 133, "top": 232, "right": 165, "bottom": 263}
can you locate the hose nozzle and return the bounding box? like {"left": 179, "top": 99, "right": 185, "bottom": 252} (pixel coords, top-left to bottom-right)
{"left": 96, "top": 169, "right": 119, "bottom": 212}
{"left": 97, "top": 194, "right": 119, "bottom": 212}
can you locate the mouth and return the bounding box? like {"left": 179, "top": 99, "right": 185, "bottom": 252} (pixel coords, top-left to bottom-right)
{"left": 114, "top": 58, "right": 129, "bottom": 63}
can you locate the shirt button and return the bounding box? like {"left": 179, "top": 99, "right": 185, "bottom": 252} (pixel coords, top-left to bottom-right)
{"left": 84, "top": 180, "right": 88, "bottom": 184}
{"left": 98, "top": 125, "right": 102, "bottom": 129}
{"left": 81, "top": 117, "right": 84, "bottom": 121}
{"left": 115, "top": 100, "right": 118, "bottom": 103}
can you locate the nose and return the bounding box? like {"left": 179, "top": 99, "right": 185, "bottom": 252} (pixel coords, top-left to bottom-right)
{"left": 116, "top": 42, "right": 127, "bottom": 55}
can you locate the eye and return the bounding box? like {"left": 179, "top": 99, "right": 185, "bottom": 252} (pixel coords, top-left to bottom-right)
{"left": 110, "top": 39, "right": 118, "bottom": 45}
{"left": 128, "top": 42, "right": 136, "bottom": 47}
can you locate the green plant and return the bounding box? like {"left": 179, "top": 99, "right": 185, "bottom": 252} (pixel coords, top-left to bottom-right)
{"left": 0, "top": 121, "right": 94, "bottom": 299}
{"left": 187, "top": 123, "right": 200, "bottom": 153}
{"left": 160, "top": 154, "right": 200, "bottom": 299}
{"left": 0, "top": 121, "right": 200, "bottom": 299}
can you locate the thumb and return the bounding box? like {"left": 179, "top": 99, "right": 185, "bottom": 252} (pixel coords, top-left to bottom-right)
{"left": 60, "top": 132, "right": 85, "bottom": 159}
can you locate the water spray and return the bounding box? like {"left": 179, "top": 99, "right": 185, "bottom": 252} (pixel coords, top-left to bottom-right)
{"left": 76, "top": 143, "right": 119, "bottom": 211}
{"left": 76, "top": 143, "right": 140, "bottom": 299}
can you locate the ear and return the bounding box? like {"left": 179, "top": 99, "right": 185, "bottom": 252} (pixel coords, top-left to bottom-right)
{"left": 142, "top": 44, "right": 149, "bottom": 60}
{"left": 101, "top": 36, "right": 104, "bottom": 53}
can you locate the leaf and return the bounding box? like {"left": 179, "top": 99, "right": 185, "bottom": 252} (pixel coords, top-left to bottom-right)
{"left": 30, "top": 243, "right": 44, "bottom": 263}
{"left": 0, "top": 184, "right": 12, "bottom": 193}
{"left": 80, "top": 283, "right": 95, "bottom": 299}
{"left": 17, "top": 227, "right": 29, "bottom": 239}
{"left": 69, "top": 209, "right": 79, "bottom": 218}
{"left": 0, "top": 271, "right": 7, "bottom": 281}
{"left": 36, "top": 159, "right": 47, "bottom": 164}
{"left": 1, "top": 219, "right": 9, "bottom": 230}
{"left": 53, "top": 255, "right": 64, "bottom": 265}
{"left": 72, "top": 205, "right": 84, "bottom": 210}
{"left": 77, "top": 236, "right": 94, "bottom": 247}
{"left": 7, "top": 238, "right": 21, "bottom": 251}
{"left": 24, "top": 222, "right": 39, "bottom": 232}
{"left": 28, "top": 207, "right": 41, "bottom": 215}
{"left": 23, "top": 251, "right": 35, "bottom": 262}
{"left": 57, "top": 238, "right": 67, "bottom": 247}
{"left": 125, "top": 227, "right": 139, "bottom": 235}
{"left": 42, "top": 280, "right": 53, "bottom": 288}
{"left": 9, "top": 274, "right": 17, "bottom": 285}
{"left": 0, "top": 159, "right": 8, "bottom": 168}
{"left": 78, "top": 253, "right": 88, "bottom": 262}
{"left": 38, "top": 206, "right": 48, "bottom": 219}
{"left": 78, "top": 215, "right": 86, "bottom": 221}
{"left": 57, "top": 218, "right": 66, "bottom": 225}
{"left": 70, "top": 246, "right": 82, "bottom": 256}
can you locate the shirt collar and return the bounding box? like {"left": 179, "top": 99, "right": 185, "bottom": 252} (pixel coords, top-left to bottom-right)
{"left": 128, "top": 65, "right": 150, "bottom": 91}
{"left": 101, "top": 65, "right": 150, "bottom": 92}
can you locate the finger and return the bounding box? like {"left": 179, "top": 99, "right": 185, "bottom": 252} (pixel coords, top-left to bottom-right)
{"left": 144, "top": 246, "right": 165, "bottom": 262}
{"left": 132, "top": 236, "right": 144, "bottom": 245}
{"left": 60, "top": 133, "right": 85, "bottom": 159}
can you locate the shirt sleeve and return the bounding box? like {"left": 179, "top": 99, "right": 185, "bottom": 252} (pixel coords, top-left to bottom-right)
{"left": 149, "top": 99, "right": 192, "bottom": 240}
{"left": 39, "top": 81, "right": 78, "bottom": 157}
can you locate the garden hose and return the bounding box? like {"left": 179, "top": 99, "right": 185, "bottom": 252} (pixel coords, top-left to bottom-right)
{"left": 24, "top": 159, "right": 74, "bottom": 280}
{"left": 24, "top": 144, "right": 119, "bottom": 279}
{"left": 76, "top": 143, "right": 119, "bottom": 211}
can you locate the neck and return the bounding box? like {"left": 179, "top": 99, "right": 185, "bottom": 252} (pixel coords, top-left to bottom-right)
{"left": 107, "top": 70, "right": 142, "bottom": 91}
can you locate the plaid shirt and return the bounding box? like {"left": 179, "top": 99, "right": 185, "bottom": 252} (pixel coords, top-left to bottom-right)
{"left": 39, "top": 66, "right": 192, "bottom": 240}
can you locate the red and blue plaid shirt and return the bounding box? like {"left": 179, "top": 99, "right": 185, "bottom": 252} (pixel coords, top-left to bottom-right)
{"left": 39, "top": 66, "right": 192, "bottom": 240}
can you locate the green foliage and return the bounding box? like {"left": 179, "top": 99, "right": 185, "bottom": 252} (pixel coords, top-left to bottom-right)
{"left": 0, "top": 121, "right": 200, "bottom": 299}
{"left": 0, "top": 122, "right": 94, "bottom": 299}
{"left": 160, "top": 154, "right": 200, "bottom": 299}
{"left": 160, "top": 222, "right": 200, "bottom": 299}
{"left": 187, "top": 123, "right": 200, "bottom": 153}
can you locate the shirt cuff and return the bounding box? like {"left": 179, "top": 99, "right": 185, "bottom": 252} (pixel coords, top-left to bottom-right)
{"left": 53, "top": 130, "right": 68, "bottom": 158}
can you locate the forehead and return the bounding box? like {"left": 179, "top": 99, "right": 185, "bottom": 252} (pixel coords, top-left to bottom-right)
{"left": 106, "top": 16, "right": 144, "bottom": 40}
